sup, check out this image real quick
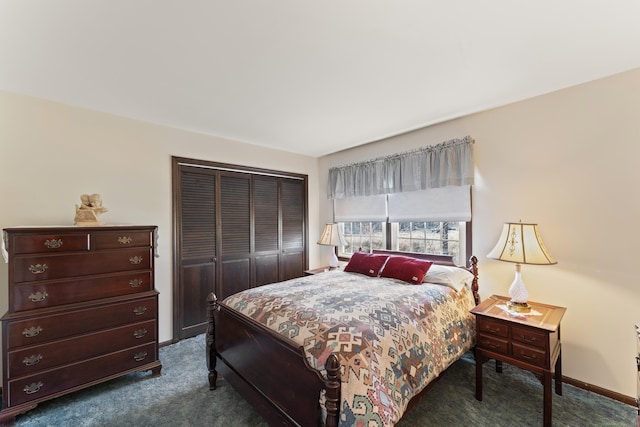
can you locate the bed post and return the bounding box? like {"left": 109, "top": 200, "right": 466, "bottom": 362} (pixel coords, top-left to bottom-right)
{"left": 206, "top": 292, "right": 219, "bottom": 390}
{"left": 468, "top": 255, "right": 480, "bottom": 305}
{"left": 324, "top": 354, "right": 341, "bottom": 427}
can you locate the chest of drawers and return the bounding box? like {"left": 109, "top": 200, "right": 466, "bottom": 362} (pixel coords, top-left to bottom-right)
{"left": 0, "top": 226, "right": 162, "bottom": 422}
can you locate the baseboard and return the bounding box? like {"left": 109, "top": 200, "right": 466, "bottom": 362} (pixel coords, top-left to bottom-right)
{"left": 563, "top": 375, "right": 638, "bottom": 408}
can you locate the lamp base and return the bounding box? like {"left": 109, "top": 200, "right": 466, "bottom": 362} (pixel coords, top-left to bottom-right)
{"left": 328, "top": 250, "right": 339, "bottom": 268}
{"left": 507, "top": 300, "right": 531, "bottom": 313}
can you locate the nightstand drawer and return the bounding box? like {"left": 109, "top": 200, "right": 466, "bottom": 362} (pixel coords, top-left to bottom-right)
{"left": 512, "top": 326, "right": 547, "bottom": 350}
{"left": 477, "top": 317, "right": 509, "bottom": 338}
{"left": 512, "top": 342, "right": 547, "bottom": 367}
{"left": 478, "top": 334, "right": 509, "bottom": 355}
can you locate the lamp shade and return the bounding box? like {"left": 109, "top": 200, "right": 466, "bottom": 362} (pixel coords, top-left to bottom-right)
{"left": 487, "top": 222, "right": 556, "bottom": 265}
{"left": 317, "top": 223, "right": 347, "bottom": 247}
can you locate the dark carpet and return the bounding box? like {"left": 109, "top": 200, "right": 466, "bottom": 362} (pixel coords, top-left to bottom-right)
{"left": 6, "top": 334, "right": 636, "bottom": 426}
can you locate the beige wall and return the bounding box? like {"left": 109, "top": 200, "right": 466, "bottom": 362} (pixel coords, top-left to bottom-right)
{"left": 0, "top": 91, "right": 322, "bottom": 375}
{"left": 319, "top": 67, "right": 640, "bottom": 399}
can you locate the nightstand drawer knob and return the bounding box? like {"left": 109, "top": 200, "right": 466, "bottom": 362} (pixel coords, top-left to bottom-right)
{"left": 518, "top": 334, "right": 536, "bottom": 343}
{"left": 519, "top": 351, "right": 538, "bottom": 360}
{"left": 482, "top": 340, "right": 502, "bottom": 350}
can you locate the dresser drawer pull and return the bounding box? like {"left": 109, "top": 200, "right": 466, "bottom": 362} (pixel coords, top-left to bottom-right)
{"left": 22, "top": 326, "right": 43, "bottom": 337}
{"left": 484, "top": 325, "right": 501, "bottom": 334}
{"left": 519, "top": 351, "right": 538, "bottom": 360}
{"left": 129, "top": 279, "right": 143, "bottom": 288}
{"left": 23, "top": 354, "right": 43, "bottom": 366}
{"left": 28, "top": 264, "right": 48, "bottom": 274}
{"left": 518, "top": 334, "right": 537, "bottom": 343}
{"left": 129, "top": 256, "right": 143, "bottom": 264}
{"left": 44, "top": 239, "right": 63, "bottom": 249}
{"left": 118, "top": 236, "right": 133, "bottom": 244}
{"left": 134, "top": 351, "right": 148, "bottom": 362}
{"left": 133, "top": 306, "right": 147, "bottom": 316}
{"left": 23, "top": 381, "right": 44, "bottom": 395}
{"left": 134, "top": 328, "right": 148, "bottom": 339}
{"left": 28, "top": 291, "right": 48, "bottom": 302}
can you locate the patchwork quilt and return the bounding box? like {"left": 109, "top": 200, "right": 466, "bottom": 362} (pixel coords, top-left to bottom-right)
{"left": 223, "top": 269, "right": 476, "bottom": 426}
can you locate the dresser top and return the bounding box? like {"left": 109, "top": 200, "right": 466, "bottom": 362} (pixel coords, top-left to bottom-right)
{"left": 3, "top": 225, "right": 156, "bottom": 232}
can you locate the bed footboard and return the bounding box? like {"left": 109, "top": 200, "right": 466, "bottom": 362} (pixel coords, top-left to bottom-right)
{"left": 207, "top": 293, "right": 341, "bottom": 427}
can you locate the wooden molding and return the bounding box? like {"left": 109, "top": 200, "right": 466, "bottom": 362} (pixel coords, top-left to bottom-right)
{"left": 562, "top": 375, "right": 638, "bottom": 408}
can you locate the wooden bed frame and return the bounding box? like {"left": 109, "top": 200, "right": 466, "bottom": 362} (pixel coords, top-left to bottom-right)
{"left": 206, "top": 252, "right": 479, "bottom": 426}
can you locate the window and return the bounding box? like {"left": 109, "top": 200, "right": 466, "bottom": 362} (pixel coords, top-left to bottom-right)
{"left": 338, "top": 220, "right": 468, "bottom": 266}
{"left": 340, "top": 222, "right": 385, "bottom": 255}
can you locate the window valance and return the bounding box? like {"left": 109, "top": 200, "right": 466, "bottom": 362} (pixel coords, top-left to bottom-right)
{"left": 327, "top": 136, "right": 474, "bottom": 199}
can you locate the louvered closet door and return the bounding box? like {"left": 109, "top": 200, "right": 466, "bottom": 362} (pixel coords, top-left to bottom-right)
{"left": 254, "top": 176, "right": 280, "bottom": 286}
{"left": 173, "top": 157, "right": 308, "bottom": 341}
{"left": 281, "top": 179, "right": 305, "bottom": 280}
{"left": 177, "top": 166, "right": 217, "bottom": 339}
{"left": 219, "top": 172, "right": 251, "bottom": 299}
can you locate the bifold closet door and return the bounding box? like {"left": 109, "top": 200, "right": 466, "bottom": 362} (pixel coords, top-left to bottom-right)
{"left": 218, "top": 172, "right": 252, "bottom": 300}
{"left": 175, "top": 166, "right": 217, "bottom": 340}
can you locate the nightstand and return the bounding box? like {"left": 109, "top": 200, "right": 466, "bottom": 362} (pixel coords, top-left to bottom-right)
{"left": 471, "top": 295, "right": 566, "bottom": 427}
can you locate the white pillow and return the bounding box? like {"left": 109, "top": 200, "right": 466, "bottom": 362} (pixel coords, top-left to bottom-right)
{"left": 423, "top": 264, "right": 474, "bottom": 292}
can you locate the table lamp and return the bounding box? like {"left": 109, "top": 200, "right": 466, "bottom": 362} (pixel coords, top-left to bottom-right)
{"left": 487, "top": 221, "right": 556, "bottom": 312}
{"left": 317, "top": 223, "right": 347, "bottom": 268}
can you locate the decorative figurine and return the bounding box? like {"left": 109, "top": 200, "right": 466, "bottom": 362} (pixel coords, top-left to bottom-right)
{"left": 74, "top": 193, "right": 108, "bottom": 226}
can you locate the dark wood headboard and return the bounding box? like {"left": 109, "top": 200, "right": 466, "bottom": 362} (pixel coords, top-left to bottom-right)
{"left": 372, "top": 250, "right": 458, "bottom": 266}
{"left": 372, "top": 250, "right": 480, "bottom": 305}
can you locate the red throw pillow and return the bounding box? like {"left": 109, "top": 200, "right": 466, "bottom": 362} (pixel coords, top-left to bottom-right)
{"left": 343, "top": 252, "right": 389, "bottom": 277}
{"left": 380, "top": 256, "right": 433, "bottom": 284}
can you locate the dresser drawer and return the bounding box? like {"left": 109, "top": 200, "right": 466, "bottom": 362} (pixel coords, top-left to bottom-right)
{"left": 7, "top": 320, "right": 156, "bottom": 378}
{"left": 477, "top": 317, "right": 509, "bottom": 338}
{"left": 512, "top": 326, "right": 547, "bottom": 350}
{"left": 477, "top": 333, "right": 509, "bottom": 355}
{"left": 12, "top": 271, "right": 153, "bottom": 311}
{"left": 93, "top": 230, "right": 152, "bottom": 249}
{"left": 5, "top": 342, "right": 157, "bottom": 407}
{"left": 10, "top": 233, "right": 90, "bottom": 255}
{"left": 5, "top": 296, "right": 157, "bottom": 348}
{"left": 13, "top": 248, "right": 152, "bottom": 283}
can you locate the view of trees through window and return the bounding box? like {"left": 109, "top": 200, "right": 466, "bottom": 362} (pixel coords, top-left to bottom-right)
{"left": 339, "top": 221, "right": 463, "bottom": 265}
{"left": 340, "top": 222, "right": 385, "bottom": 254}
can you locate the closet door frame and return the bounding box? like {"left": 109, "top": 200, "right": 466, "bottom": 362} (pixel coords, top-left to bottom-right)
{"left": 172, "top": 156, "right": 309, "bottom": 342}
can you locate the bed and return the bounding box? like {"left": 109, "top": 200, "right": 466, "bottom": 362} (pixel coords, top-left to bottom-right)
{"left": 206, "top": 250, "right": 480, "bottom": 426}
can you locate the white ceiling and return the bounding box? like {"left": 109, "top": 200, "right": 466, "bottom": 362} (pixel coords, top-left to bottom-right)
{"left": 2, "top": 1, "right": 640, "bottom": 157}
